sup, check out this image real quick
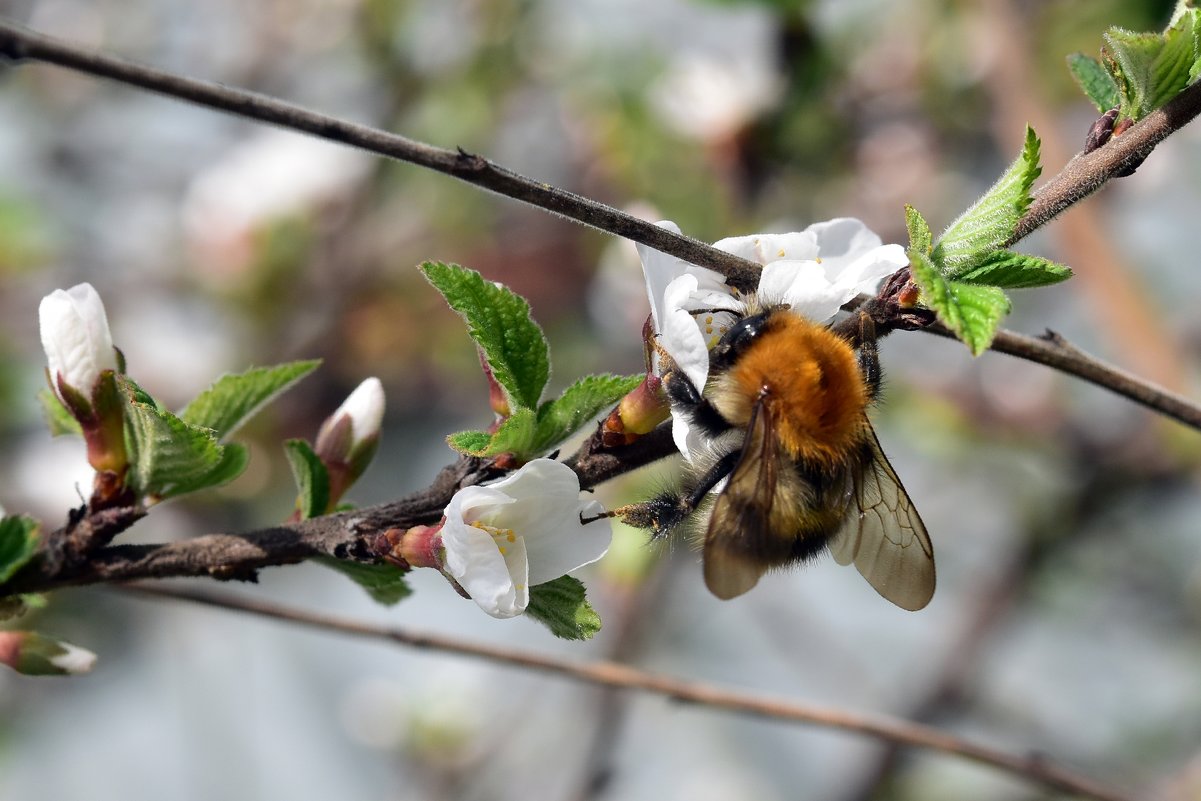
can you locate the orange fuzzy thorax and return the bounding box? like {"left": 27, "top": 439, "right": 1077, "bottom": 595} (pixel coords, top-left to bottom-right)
{"left": 712, "top": 313, "right": 867, "bottom": 467}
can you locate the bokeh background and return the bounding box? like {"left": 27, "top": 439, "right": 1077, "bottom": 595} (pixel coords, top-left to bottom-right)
{"left": 2, "top": 0, "right": 1201, "bottom": 799}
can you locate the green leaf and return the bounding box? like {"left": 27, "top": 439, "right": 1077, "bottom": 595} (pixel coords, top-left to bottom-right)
{"left": 284, "top": 439, "right": 330, "bottom": 520}
{"left": 952, "top": 250, "right": 1073, "bottom": 289}
{"left": 1067, "top": 53, "right": 1121, "bottom": 112}
{"left": 1104, "top": 12, "right": 1199, "bottom": 120}
{"left": 525, "top": 576, "right": 602, "bottom": 640}
{"left": 905, "top": 205, "right": 932, "bottom": 256}
{"left": 120, "top": 377, "right": 232, "bottom": 500}
{"left": 531, "top": 373, "right": 643, "bottom": 453}
{"left": 910, "top": 248, "right": 1011, "bottom": 356}
{"left": 38, "top": 390, "right": 83, "bottom": 437}
{"left": 317, "top": 557, "right": 413, "bottom": 605}
{"left": 180, "top": 360, "right": 320, "bottom": 439}
{"left": 452, "top": 374, "right": 643, "bottom": 460}
{"left": 446, "top": 429, "right": 493, "bottom": 456}
{"left": 0, "top": 515, "right": 40, "bottom": 585}
{"left": 421, "top": 262, "right": 549, "bottom": 410}
{"left": 934, "top": 127, "right": 1041, "bottom": 274}
{"left": 483, "top": 409, "right": 540, "bottom": 457}
{"left": 174, "top": 444, "right": 250, "bottom": 497}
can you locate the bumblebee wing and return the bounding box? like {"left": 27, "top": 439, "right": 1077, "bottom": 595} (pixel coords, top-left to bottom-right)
{"left": 829, "top": 422, "right": 935, "bottom": 611}
{"left": 703, "top": 397, "right": 777, "bottom": 599}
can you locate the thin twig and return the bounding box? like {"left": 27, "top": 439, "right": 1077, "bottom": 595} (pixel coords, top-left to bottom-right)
{"left": 117, "top": 583, "right": 1137, "bottom": 801}
{"left": 0, "top": 19, "right": 762, "bottom": 290}
{"left": 1010, "top": 80, "right": 1201, "bottom": 245}
{"left": 947, "top": 325, "right": 1201, "bottom": 431}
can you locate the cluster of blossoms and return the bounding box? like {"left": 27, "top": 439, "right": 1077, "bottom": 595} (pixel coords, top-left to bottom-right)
{"left": 32, "top": 217, "right": 900, "bottom": 624}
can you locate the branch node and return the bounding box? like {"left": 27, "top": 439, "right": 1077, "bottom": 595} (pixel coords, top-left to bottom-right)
{"left": 0, "top": 27, "right": 31, "bottom": 63}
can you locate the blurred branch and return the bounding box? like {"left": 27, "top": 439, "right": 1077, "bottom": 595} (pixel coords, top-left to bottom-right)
{"left": 120, "top": 583, "right": 1138, "bottom": 801}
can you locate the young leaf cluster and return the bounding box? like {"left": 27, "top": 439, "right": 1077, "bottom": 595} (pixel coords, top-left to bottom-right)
{"left": 422, "top": 262, "right": 641, "bottom": 461}
{"left": 1068, "top": 7, "right": 1201, "bottom": 121}
{"left": 907, "top": 128, "right": 1070, "bottom": 355}
{"left": 121, "top": 362, "right": 319, "bottom": 502}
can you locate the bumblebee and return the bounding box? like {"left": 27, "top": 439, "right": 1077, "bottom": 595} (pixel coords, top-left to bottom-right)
{"left": 633, "top": 303, "right": 935, "bottom": 610}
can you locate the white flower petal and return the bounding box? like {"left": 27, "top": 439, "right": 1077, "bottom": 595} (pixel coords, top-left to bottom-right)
{"left": 713, "top": 231, "right": 819, "bottom": 264}
{"left": 524, "top": 498, "right": 610, "bottom": 586}
{"left": 758, "top": 260, "right": 847, "bottom": 322}
{"left": 49, "top": 642, "right": 97, "bottom": 675}
{"left": 806, "top": 217, "right": 883, "bottom": 269}
{"left": 660, "top": 275, "right": 719, "bottom": 390}
{"left": 826, "top": 243, "right": 908, "bottom": 293}
{"left": 38, "top": 283, "right": 117, "bottom": 398}
{"left": 441, "top": 516, "right": 521, "bottom": 618}
{"left": 337, "top": 377, "right": 385, "bottom": 446}
{"left": 636, "top": 221, "right": 730, "bottom": 332}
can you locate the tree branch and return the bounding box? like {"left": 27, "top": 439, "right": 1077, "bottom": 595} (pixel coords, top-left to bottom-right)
{"left": 1009, "top": 80, "right": 1201, "bottom": 245}
{"left": 117, "top": 583, "right": 1138, "bottom": 801}
{"left": 1, "top": 427, "right": 678, "bottom": 597}
{"left": 0, "top": 19, "right": 763, "bottom": 290}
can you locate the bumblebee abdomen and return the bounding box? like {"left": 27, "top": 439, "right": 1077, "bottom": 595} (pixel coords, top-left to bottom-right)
{"left": 712, "top": 312, "right": 868, "bottom": 466}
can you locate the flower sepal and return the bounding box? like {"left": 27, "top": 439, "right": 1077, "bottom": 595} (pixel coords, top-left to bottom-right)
{"left": 602, "top": 372, "right": 670, "bottom": 447}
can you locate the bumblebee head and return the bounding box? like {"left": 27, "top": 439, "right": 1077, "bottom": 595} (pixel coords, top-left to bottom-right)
{"left": 711, "top": 305, "right": 791, "bottom": 373}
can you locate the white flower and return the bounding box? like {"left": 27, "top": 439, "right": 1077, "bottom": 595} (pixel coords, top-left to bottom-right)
{"left": 636, "top": 218, "right": 906, "bottom": 459}
{"left": 440, "top": 459, "right": 611, "bottom": 619}
{"left": 38, "top": 282, "right": 118, "bottom": 404}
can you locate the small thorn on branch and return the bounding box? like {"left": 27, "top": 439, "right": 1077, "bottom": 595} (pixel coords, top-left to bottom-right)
{"left": 454, "top": 146, "right": 487, "bottom": 171}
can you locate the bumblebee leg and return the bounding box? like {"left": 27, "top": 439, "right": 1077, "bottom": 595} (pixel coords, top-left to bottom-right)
{"left": 663, "top": 367, "right": 732, "bottom": 437}
{"left": 855, "top": 310, "right": 883, "bottom": 401}
{"left": 621, "top": 449, "right": 740, "bottom": 538}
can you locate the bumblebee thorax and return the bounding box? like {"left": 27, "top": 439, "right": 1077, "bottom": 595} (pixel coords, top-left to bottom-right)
{"left": 711, "top": 311, "right": 867, "bottom": 465}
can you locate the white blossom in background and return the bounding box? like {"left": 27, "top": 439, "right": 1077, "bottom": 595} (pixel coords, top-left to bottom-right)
{"left": 181, "top": 128, "right": 373, "bottom": 275}
{"left": 649, "top": 54, "right": 782, "bottom": 142}
{"left": 38, "top": 282, "right": 117, "bottom": 405}
{"left": 440, "top": 459, "right": 611, "bottom": 619}
{"left": 636, "top": 218, "right": 907, "bottom": 458}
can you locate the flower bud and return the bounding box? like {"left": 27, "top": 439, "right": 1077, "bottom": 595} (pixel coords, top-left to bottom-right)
{"left": 0, "top": 631, "right": 97, "bottom": 676}
{"left": 39, "top": 283, "right": 118, "bottom": 410}
{"left": 39, "top": 283, "right": 129, "bottom": 504}
{"left": 480, "top": 353, "right": 510, "bottom": 422}
{"left": 314, "top": 377, "right": 385, "bottom": 508}
{"left": 602, "top": 373, "right": 670, "bottom": 446}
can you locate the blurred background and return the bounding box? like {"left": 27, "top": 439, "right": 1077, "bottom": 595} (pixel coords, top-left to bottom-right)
{"left": 2, "top": 0, "right": 1201, "bottom": 799}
